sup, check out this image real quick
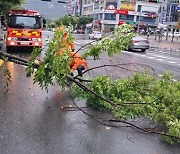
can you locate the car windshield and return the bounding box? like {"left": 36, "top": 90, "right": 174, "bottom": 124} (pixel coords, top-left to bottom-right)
{"left": 8, "top": 15, "right": 41, "bottom": 29}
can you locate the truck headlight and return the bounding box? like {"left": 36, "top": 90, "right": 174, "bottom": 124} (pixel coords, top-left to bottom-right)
{"left": 32, "top": 38, "right": 41, "bottom": 42}
{"left": 7, "top": 37, "right": 18, "bottom": 41}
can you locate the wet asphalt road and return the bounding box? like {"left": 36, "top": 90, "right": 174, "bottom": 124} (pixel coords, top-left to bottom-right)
{"left": 0, "top": 32, "right": 180, "bottom": 154}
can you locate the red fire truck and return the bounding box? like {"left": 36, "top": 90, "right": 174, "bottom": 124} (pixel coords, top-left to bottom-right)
{"left": 6, "top": 9, "right": 45, "bottom": 52}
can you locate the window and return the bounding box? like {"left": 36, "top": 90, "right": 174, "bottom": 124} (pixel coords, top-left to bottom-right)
{"left": 105, "top": 13, "right": 116, "bottom": 20}
{"left": 137, "top": 5, "right": 141, "bottom": 12}
{"left": 8, "top": 15, "right": 41, "bottom": 29}
{"left": 137, "top": 16, "right": 156, "bottom": 23}
{"left": 94, "top": 14, "right": 99, "bottom": 20}
{"left": 119, "top": 15, "right": 134, "bottom": 21}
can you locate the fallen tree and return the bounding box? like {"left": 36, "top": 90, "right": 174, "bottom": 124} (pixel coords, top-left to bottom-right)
{"left": 0, "top": 24, "right": 179, "bottom": 144}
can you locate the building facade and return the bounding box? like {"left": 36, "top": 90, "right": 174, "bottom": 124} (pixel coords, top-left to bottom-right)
{"left": 67, "top": 0, "right": 81, "bottom": 16}
{"left": 67, "top": 0, "right": 179, "bottom": 33}
{"left": 81, "top": 0, "right": 165, "bottom": 33}
{"left": 165, "top": 0, "right": 179, "bottom": 26}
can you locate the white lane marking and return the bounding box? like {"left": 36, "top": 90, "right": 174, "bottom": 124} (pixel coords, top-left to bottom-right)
{"left": 138, "top": 54, "right": 145, "bottom": 57}
{"left": 122, "top": 50, "right": 179, "bottom": 65}
{"left": 148, "top": 53, "right": 180, "bottom": 61}
{"left": 147, "top": 56, "right": 155, "bottom": 59}
{"left": 75, "top": 41, "right": 81, "bottom": 45}
{"left": 74, "top": 40, "right": 95, "bottom": 45}
{"left": 168, "top": 61, "right": 176, "bottom": 64}
{"left": 156, "top": 59, "right": 163, "bottom": 61}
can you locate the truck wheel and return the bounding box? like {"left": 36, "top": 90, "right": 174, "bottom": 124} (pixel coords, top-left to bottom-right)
{"left": 7, "top": 46, "right": 13, "bottom": 53}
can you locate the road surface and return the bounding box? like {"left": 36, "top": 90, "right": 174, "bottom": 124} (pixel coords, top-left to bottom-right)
{"left": 0, "top": 31, "right": 179, "bottom": 154}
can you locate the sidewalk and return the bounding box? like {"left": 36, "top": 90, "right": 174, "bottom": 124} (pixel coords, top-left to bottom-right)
{"left": 146, "top": 35, "right": 180, "bottom": 50}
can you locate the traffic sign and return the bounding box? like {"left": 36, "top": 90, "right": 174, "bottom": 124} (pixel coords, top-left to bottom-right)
{"left": 176, "top": 5, "right": 180, "bottom": 11}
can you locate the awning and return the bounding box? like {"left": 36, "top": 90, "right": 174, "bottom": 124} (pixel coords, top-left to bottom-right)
{"left": 118, "top": 21, "right": 126, "bottom": 25}
{"left": 126, "top": 21, "right": 136, "bottom": 25}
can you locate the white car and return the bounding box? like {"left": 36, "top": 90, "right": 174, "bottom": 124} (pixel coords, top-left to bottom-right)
{"left": 173, "top": 32, "right": 180, "bottom": 37}
{"left": 89, "top": 31, "right": 102, "bottom": 39}
{"left": 166, "top": 32, "right": 180, "bottom": 37}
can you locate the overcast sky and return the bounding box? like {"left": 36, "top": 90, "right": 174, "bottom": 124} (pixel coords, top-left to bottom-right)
{"left": 22, "top": 0, "right": 67, "bottom": 19}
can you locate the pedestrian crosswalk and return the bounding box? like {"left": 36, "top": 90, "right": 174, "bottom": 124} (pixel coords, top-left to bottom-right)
{"left": 74, "top": 39, "right": 96, "bottom": 46}
{"left": 43, "top": 39, "right": 96, "bottom": 47}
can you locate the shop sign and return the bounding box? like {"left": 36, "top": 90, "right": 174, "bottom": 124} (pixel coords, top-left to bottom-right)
{"left": 128, "top": 11, "right": 136, "bottom": 15}
{"left": 141, "top": 6, "right": 158, "bottom": 13}
{"left": 103, "top": 20, "right": 117, "bottom": 24}
{"left": 120, "top": 2, "right": 136, "bottom": 11}
{"left": 114, "top": 10, "right": 128, "bottom": 15}
{"left": 106, "top": 2, "right": 117, "bottom": 10}
{"left": 107, "top": 4, "right": 115, "bottom": 10}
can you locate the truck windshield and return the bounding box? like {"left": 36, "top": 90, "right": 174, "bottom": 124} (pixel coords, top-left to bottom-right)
{"left": 8, "top": 15, "right": 41, "bottom": 29}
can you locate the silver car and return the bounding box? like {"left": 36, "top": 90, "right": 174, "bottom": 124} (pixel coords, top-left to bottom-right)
{"left": 128, "top": 36, "right": 149, "bottom": 52}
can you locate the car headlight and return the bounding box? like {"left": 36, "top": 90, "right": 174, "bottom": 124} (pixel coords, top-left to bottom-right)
{"left": 7, "top": 37, "right": 18, "bottom": 41}
{"left": 32, "top": 38, "right": 42, "bottom": 42}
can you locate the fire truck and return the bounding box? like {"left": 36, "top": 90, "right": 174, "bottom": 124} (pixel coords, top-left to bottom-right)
{"left": 6, "top": 10, "right": 45, "bottom": 52}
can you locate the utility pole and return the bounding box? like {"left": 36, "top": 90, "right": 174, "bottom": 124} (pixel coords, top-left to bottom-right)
{"left": 137, "top": 7, "right": 142, "bottom": 33}
{"left": 79, "top": 0, "right": 82, "bottom": 16}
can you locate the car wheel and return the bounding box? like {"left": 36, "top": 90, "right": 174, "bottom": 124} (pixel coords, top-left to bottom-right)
{"left": 126, "top": 46, "right": 131, "bottom": 51}
{"left": 141, "top": 49, "right": 146, "bottom": 52}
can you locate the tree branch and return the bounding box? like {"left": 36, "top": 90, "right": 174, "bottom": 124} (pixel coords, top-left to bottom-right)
{"left": 109, "top": 119, "right": 180, "bottom": 140}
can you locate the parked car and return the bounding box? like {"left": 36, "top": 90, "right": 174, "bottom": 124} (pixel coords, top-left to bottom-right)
{"left": 89, "top": 31, "right": 102, "bottom": 39}
{"left": 169, "top": 32, "right": 180, "bottom": 38}
{"left": 51, "top": 28, "right": 56, "bottom": 32}
{"left": 174, "top": 32, "right": 180, "bottom": 37}
{"left": 128, "top": 36, "right": 150, "bottom": 52}
{"left": 73, "top": 30, "right": 77, "bottom": 34}
{"left": 77, "top": 29, "right": 85, "bottom": 34}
